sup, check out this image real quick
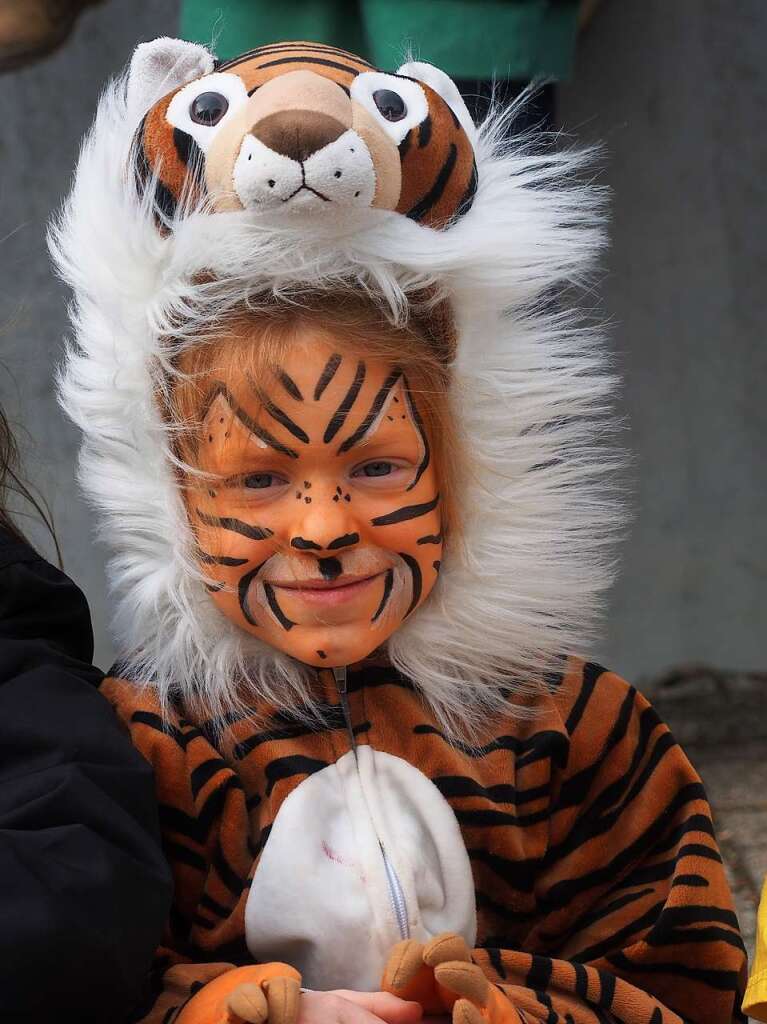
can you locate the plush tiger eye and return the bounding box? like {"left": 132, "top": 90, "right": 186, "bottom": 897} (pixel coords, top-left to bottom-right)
{"left": 190, "top": 91, "right": 229, "bottom": 126}
{"left": 373, "top": 89, "right": 407, "bottom": 122}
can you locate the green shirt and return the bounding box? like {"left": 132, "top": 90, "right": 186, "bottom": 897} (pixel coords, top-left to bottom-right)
{"left": 180, "top": 0, "right": 579, "bottom": 80}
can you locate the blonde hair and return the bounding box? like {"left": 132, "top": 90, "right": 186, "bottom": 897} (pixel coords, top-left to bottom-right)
{"left": 165, "top": 290, "right": 465, "bottom": 545}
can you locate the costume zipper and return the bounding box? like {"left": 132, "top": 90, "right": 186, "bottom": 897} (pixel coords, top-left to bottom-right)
{"left": 332, "top": 666, "right": 410, "bottom": 940}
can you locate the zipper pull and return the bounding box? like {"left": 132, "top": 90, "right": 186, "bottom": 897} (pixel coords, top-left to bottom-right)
{"left": 333, "top": 665, "right": 348, "bottom": 695}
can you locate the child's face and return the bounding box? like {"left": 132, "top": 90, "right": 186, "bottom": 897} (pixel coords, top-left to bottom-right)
{"left": 186, "top": 328, "right": 443, "bottom": 669}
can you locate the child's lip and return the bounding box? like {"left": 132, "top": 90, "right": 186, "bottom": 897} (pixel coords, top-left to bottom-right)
{"left": 270, "top": 573, "right": 383, "bottom": 603}
{"left": 270, "top": 574, "right": 380, "bottom": 591}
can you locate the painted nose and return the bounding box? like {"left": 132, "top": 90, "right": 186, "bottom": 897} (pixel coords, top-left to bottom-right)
{"left": 251, "top": 110, "right": 347, "bottom": 162}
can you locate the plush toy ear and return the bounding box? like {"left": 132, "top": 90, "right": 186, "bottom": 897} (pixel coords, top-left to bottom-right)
{"left": 127, "top": 36, "right": 215, "bottom": 117}
{"left": 396, "top": 60, "right": 478, "bottom": 146}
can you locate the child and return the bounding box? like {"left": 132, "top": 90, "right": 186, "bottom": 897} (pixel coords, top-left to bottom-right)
{"left": 52, "top": 37, "right": 747, "bottom": 1024}
{"left": 0, "top": 403, "right": 172, "bottom": 1020}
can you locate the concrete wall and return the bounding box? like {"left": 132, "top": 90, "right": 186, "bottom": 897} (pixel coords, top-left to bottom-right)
{"left": 0, "top": 1, "right": 180, "bottom": 668}
{"left": 559, "top": 0, "right": 767, "bottom": 685}
{"left": 1, "top": 0, "right": 764, "bottom": 680}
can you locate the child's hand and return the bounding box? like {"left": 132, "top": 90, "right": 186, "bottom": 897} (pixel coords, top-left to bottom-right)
{"left": 298, "top": 990, "right": 423, "bottom": 1024}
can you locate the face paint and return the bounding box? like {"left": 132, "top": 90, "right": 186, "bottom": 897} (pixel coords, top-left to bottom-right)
{"left": 186, "top": 331, "right": 443, "bottom": 669}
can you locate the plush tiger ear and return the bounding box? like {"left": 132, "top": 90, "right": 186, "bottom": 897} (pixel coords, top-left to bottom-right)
{"left": 396, "top": 60, "right": 478, "bottom": 146}
{"left": 127, "top": 36, "right": 215, "bottom": 117}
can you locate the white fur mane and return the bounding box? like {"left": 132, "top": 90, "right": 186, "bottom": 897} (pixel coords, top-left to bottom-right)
{"left": 50, "top": 69, "right": 622, "bottom": 739}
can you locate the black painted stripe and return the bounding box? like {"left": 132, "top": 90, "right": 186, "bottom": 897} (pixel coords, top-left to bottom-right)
{"left": 407, "top": 143, "right": 458, "bottom": 222}
{"left": 264, "top": 582, "right": 296, "bottom": 630}
{"left": 197, "top": 549, "right": 248, "bottom": 567}
{"left": 371, "top": 568, "right": 394, "bottom": 623}
{"left": 276, "top": 370, "right": 303, "bottom": 401}
{"left": 417, "top": 533, "right": 442, "bottom": 545}
{"left": 404, "top": 376, "right": 431, "bottom": 491}
{"left": 324, "top": 360, "right": 366, "bottom": 443}
{"left": 197, "top": 510, "right": 273, "bottom": 541}
{"left": 401, "top": 553, "right": 422, "bottom": 617}
{"left": 234, "top": 401, "right": 299, "bottom": 457}
{"left": 328, "top": 532, "right": 360, "bottom": 549}
{"left": 371, "top": 493, "right": 439, "bottom": 526}
{"left": 337, "top": 369, "right": 401, "bottom": 453}
{"left": 207, "top": 382, "right": 300, "bottom": 458}
{"left": 314, "top": 352, "right": 342, "bottom": 400}
{"left": 238, "top": 562, "right": 266, "bottom": 626}
{"left": 291, "top": 537, "right": 321, "bottom": 551}
{"left": 258, "top": 394, "right": 309, "bottom": 443}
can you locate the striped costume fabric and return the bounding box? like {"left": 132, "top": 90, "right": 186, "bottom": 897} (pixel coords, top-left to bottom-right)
{"left": 101, "top": 660, "right": 747, "bottom": 1024}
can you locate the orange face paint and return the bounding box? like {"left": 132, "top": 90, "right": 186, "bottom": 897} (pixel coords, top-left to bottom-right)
{"left": 186, "top": 329, "right": 443, "bottom": 669}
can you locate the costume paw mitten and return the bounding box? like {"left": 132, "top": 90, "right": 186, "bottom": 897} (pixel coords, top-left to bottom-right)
{"left": 381, "top": 933, "right": 520, "bottom": 1024}
{"left": 175, "top": 963, "right": 301, "bottom": 1024}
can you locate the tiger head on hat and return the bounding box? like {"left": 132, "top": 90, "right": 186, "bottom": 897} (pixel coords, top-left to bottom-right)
{"left": 128, "top": 37, "right": 479, "bottom": 231}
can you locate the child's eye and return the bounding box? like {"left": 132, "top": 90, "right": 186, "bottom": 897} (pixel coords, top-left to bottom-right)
{"left": 243, "top": 473, "right": 281, "bottom": 489}
{"left": 355, "top": 461, "right": 394, "bottom": 478}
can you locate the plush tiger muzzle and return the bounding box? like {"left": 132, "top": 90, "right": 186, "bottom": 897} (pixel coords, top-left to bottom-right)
{"left": 130, "top": 38, "right": 478, "bottom": 230}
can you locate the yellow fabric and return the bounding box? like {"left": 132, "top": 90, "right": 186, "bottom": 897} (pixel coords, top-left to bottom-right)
{"left": 745, "top": 877, "right": 767, "bottom": 1021}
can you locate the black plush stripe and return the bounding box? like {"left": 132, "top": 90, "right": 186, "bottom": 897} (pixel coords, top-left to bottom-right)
{"left": 219, "top": 43, "right": 373, "bottom": 70}
{"left": 264, "top": 755, "right": 329, "bottom": 797}
{"left": 433, "top": 774, "right": 550, "bottom": 807}
{"left": 190, "top": 757, "right": 229, "bottom": 799}
{"left": 406, "top": 143, "right": 457, "bottom": 222}
{"left": 254, "top": 55, "right": 365, "bottom": 76}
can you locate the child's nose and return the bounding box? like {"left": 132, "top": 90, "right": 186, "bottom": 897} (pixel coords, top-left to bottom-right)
{"left": 288, "top": 485, "right": 360, "bottom": 555}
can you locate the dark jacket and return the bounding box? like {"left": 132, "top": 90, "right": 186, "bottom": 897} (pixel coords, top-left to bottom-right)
{"left": 0, "top": 531, "right": 172, "bottom": 1023}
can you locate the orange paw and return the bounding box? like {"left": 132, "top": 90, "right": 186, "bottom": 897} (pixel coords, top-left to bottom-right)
{"left": 381, "top": 934, "right": 518, "bottom": 1024}
{"left": 175, "top": 963, "right": 302, "bottom": 1024}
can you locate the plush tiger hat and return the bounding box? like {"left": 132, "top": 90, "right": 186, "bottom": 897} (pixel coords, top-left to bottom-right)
{"left": 51, "top": 36, "right": 620, "bottom": 733}
{"left": 132, "top": 37, "right": 477, "bottom": 229}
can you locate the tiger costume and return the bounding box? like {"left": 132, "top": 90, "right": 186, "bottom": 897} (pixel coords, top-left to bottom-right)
{"left": 100, "top": 659, "right": 747, "bottom": 1024}
{"left": 52, "top": 34, "right": 747, "bottom": 1024}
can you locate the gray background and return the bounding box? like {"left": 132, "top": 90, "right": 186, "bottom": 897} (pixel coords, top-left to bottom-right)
{"left": 1, "top": 0, "right": 764, "bottom": 682}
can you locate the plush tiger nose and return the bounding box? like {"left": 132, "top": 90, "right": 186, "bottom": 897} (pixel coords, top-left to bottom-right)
{"left": 251, "top": 110, "right": 347, "bottom": 162}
